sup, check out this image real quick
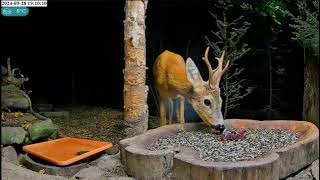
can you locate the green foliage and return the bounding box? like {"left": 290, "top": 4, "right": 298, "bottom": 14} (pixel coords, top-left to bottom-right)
{"left": 76, "top": 150, "right": 90, "bottom": 155}
{"left": 255, "top": 0, "right": 288, "bottom": 26}
{"left": 289, "top": 0, "right": 319, "bottom": 58}
{"left": 211, "top": 0, "right": 234, "bottom": 11}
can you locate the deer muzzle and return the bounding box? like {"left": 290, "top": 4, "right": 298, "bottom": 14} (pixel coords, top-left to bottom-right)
{"left": 211, "top": 124, "right": 225, "bottom": 133}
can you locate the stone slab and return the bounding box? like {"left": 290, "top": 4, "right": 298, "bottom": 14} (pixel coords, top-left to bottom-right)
{"left": 1, "top": 160, "right": 67, "bottom": 180}
{"left": 311, "top": 159, "right": 319, "bottom": 180}
{"left": 20, "top": 154, "right": 88, "bottom": 177}
{"left": 1, "top": 127, "right": 27, "bottom": 145}
{"left": 72, "top": 166, "right": 105, "bottom": 180}
{"left": 1, "top": 146, "right": 19, "bottom": 165}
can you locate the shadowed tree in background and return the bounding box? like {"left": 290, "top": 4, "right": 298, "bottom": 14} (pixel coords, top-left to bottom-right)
{"left": 205, "top": 0, "right": 254, "bottom": 118}
{"left": 123, "top": 0, "right": 149, "bottom": 137}
{"left": 289, "top": 0, "right": 319, "bottom": 126}
{"left": 254, "top": 0, "right": 289, "bottom": 119}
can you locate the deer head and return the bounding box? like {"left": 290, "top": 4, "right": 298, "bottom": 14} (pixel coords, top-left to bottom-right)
{"left": 186, "top": 47, "right": 229, "bottom": 132}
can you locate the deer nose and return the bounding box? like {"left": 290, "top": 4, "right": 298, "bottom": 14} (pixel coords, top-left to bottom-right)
{"left": 212, "top": 124, "right": 225, "bottom": 132}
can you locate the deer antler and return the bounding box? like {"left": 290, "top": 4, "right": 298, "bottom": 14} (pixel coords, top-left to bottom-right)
{"left": 202, "top": 47, "right": 230, "bottom": 89}
{"left": 202, "top": 47, "right": 213, "bottom": 75}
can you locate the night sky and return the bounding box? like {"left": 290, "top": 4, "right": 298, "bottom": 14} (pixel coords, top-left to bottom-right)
{"left": 0, "top": 0, "right": 304, "bottom": 120}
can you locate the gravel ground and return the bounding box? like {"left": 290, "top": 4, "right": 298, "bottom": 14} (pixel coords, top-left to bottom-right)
{"left": 51, "top": 105, "right": 159, "bottom": 145}
{"left": 148, "top": 128, "right": 299, "bottom": 162}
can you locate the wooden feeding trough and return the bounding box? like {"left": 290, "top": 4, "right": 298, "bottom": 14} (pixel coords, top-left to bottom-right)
{"left": 120, "top": 119, "right": 319, "bottom": 180}
{"left": 23, "top": 137, "right": 113, "bottom": 166}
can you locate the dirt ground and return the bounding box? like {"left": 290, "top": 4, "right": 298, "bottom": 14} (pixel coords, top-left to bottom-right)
{"left": 51, "top": 105, "right": 160, "bottom": 145}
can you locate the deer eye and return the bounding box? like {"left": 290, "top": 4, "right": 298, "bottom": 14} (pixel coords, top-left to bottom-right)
{"left": 204, "top": 99, "right": 211, "bottom": 107}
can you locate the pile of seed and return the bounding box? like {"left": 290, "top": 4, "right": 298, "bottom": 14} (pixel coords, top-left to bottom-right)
{"left": 148, "top": 128, "right": 299, "bottom": 162}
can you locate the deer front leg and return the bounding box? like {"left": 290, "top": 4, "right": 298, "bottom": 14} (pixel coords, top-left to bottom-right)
{"left": 175, "top": 97, "right": 180, "bottom": 124}
{"left": 168, "top": 98, "right": 173, "bottom": 124}
{"left": 177, "top": 95, "right": 185, "bottom": 131}
{"left": 159, "top": 98, "right": 167, "bottom": 126}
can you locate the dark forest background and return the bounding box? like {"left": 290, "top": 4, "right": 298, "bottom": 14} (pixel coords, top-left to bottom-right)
{"left": 0, "top": 0, "right": 305, "bottom": 121}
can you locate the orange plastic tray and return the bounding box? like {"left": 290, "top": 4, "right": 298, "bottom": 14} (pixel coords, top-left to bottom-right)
{"left": 23, "top": 137, "right": 113, "bottom": 166}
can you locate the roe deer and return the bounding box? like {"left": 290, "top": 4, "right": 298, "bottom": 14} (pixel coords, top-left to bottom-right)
{"left": 153, "top": 47, "right": 229, "bottom": 132}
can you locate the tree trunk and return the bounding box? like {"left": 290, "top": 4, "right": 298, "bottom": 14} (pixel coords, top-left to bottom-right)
{"left": 303, "top": 50, "right": 319, "bottom": 127}
{"left": 123, "top": 0, "right": 149, "bottom": 137}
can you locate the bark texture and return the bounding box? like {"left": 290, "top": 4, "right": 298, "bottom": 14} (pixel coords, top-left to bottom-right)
{"left": 123, "top": 0, "right": 149, "bottom": 137}
{"left": 303, "top": 54, "right": 319, "bottom": 127}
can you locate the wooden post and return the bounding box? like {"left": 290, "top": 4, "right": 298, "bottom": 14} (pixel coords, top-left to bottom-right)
{"left": 123, "top": 0, "right": 149, "bottom": 137}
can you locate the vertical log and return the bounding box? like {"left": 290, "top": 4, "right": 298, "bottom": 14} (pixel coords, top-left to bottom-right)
{"left": 123, "top": 0, "right": 149, "bottom": 137}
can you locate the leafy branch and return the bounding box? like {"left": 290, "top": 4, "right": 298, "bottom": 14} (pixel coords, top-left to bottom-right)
{"left": 206, "top": 1, "right": 255, "bottom": 118}
{"left": 288, "top": 0, "right": 319, "bottom": 58}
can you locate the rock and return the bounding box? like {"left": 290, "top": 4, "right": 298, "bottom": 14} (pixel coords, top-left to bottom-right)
{"left": 106, "top": 177, "right": 136, "bottom": 180}
{"left": 18, "top": 154, "right": 25, "bottom": 164}
{"left": 1, "top": 84, "right": 30, "bottom": 110}
{"left": 311, "top": 159, "right": 319, "bottom": 180}
{"left": 285, "top": 159, "right": 319, "bottom": 180}
{"left": 2, "top": 160, "right": 67, "bottom": 180}
{"left": 106, "top": 144, "right": 120, "bottom": 155}
{"left": 20, "top": 154, "right": 88, "bottom": 177}
{"left": 1, "top": 127, "right": 27, "bottom": 145}
{"left": 72, "top": 166, "right": 104, "bottom": 180}
{"left": 28, "top": 119, "right": 57, "bottom": 141}
{"left": 48, "top": 124, "right": 59, "bottom": 139}
{"left": 286, "top": 169, "right": 313, "bottom": 180}
{"left": 1, "top": 146, "right": 18, "bottom": 165}
{"left": 90, "top": 153, "right": 127, "bottom": 177}
{"left": 23, "top": 136, "right": 32, "bottom": 144}
{"left": 81, "top": 175, "right": 136, "bottom": 180}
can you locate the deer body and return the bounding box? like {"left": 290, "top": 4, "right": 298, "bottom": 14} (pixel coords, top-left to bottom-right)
{"left": 153, "top": 50, "right": 191, "bottom": 126}
{"left": 153, "top": 50, "right": 191, "bottom": 100}
{"left": 153, "top": 47, "right": 229, "bottom": 132}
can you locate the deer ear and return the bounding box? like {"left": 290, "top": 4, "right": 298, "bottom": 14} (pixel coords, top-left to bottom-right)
{"left": 186, "top": 58, "right": 203, "bottom": 87}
